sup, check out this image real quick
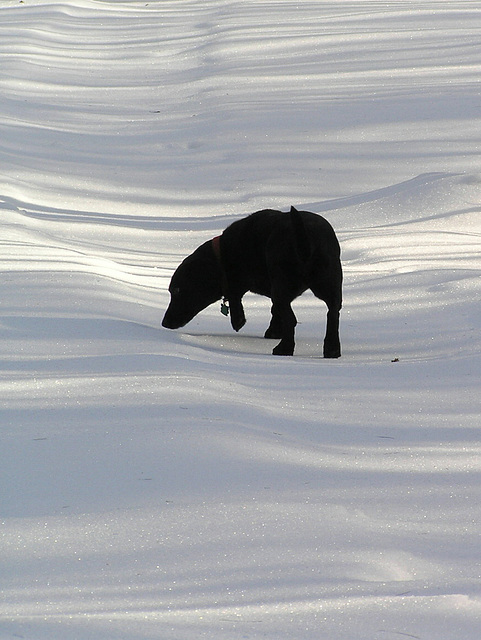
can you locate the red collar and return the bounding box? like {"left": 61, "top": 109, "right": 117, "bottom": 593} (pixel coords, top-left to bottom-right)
{"left": 212, "top": 235, "right": 222, "bottom": 263}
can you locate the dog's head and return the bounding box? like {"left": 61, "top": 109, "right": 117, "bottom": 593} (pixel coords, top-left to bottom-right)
{"left": 162, "top": 241, "right": 222, "bottom": 329}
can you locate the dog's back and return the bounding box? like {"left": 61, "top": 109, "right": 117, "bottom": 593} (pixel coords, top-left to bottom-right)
{"left": 221, "top": 208, "right": 341, "bottom": 297}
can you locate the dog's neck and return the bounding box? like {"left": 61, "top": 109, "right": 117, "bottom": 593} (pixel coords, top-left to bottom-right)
{"left": 212, "top": 236, "right": 230, "bottom": 315}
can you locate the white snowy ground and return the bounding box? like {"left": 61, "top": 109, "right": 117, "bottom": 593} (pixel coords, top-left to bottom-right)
{"left": 1, "top": 1, "right": 481, "bottom": 638}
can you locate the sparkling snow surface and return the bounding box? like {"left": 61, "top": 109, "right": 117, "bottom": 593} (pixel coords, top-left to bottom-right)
{"left": 1, "top": 1, "right": 481, "bottom": 638}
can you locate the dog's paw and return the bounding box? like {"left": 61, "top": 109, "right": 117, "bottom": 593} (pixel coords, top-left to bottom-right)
{"left": 323, "top": 346, "right": 341, "bottom": 358}
{"left": 231, "top": 315, "right": 246, "bottom": 332}
{"left": 272, "top": 340, "right": 294, "bottom": 356}
{"left": 264, "top": 327, "right": 283, "bottom": 339}
{"left": 323, "top": 337, "right": 341, "bottom": 358}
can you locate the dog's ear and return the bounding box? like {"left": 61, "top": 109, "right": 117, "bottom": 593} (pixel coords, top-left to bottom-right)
{"left": 290, "top": 205, "right": 298, "bottom": 213}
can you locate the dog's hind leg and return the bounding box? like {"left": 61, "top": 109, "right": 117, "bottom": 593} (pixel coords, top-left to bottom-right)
{"left": 311, "top": 283, "right": 341, "bottom": 358}
{"left": 323, "top": 303, "right": 341, "bottom": 358}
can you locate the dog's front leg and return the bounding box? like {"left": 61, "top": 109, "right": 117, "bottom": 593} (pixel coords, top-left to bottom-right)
{"left": 229, "top": 296, "right": 246, "bottom": 332}
{"left": 264, "top": 314, "right": 283, "bottom": 339}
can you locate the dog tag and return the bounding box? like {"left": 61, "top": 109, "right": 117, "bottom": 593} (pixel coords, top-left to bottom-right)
{"left": 220, "top": 299, "right": 229, "bottom": 316}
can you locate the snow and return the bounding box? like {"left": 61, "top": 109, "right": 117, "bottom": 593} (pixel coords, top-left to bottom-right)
{"left": 1, "top": 1, "right": 481, "bottom": 638}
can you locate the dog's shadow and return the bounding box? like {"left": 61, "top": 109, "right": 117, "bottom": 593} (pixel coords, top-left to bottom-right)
{"left": 180, "top": 332, "right": 324, "bottom": 358}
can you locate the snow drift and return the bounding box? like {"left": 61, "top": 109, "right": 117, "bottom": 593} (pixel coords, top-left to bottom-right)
{"left": 1, "top": 1, "right": 480, "bottom": 639}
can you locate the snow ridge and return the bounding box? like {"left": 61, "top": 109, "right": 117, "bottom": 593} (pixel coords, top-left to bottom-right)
{"left": 1, "top": 2, "right": 481, "bottom": 639}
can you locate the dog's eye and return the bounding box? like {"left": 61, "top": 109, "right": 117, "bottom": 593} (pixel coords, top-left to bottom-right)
{"left": 171, "top": 287, "right": 181, "bottom": 296}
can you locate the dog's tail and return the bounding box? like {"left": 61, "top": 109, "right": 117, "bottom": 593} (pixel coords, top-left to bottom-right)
{"left": 289, "top": 205, "right": 311, "bottom": 260}
{"left": 289, "top": 205, "right": 335, "bottom": 276}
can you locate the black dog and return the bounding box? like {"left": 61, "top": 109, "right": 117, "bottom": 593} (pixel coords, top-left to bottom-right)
{"left": 162, "top": 207, "right": 342, "bottom": 357}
